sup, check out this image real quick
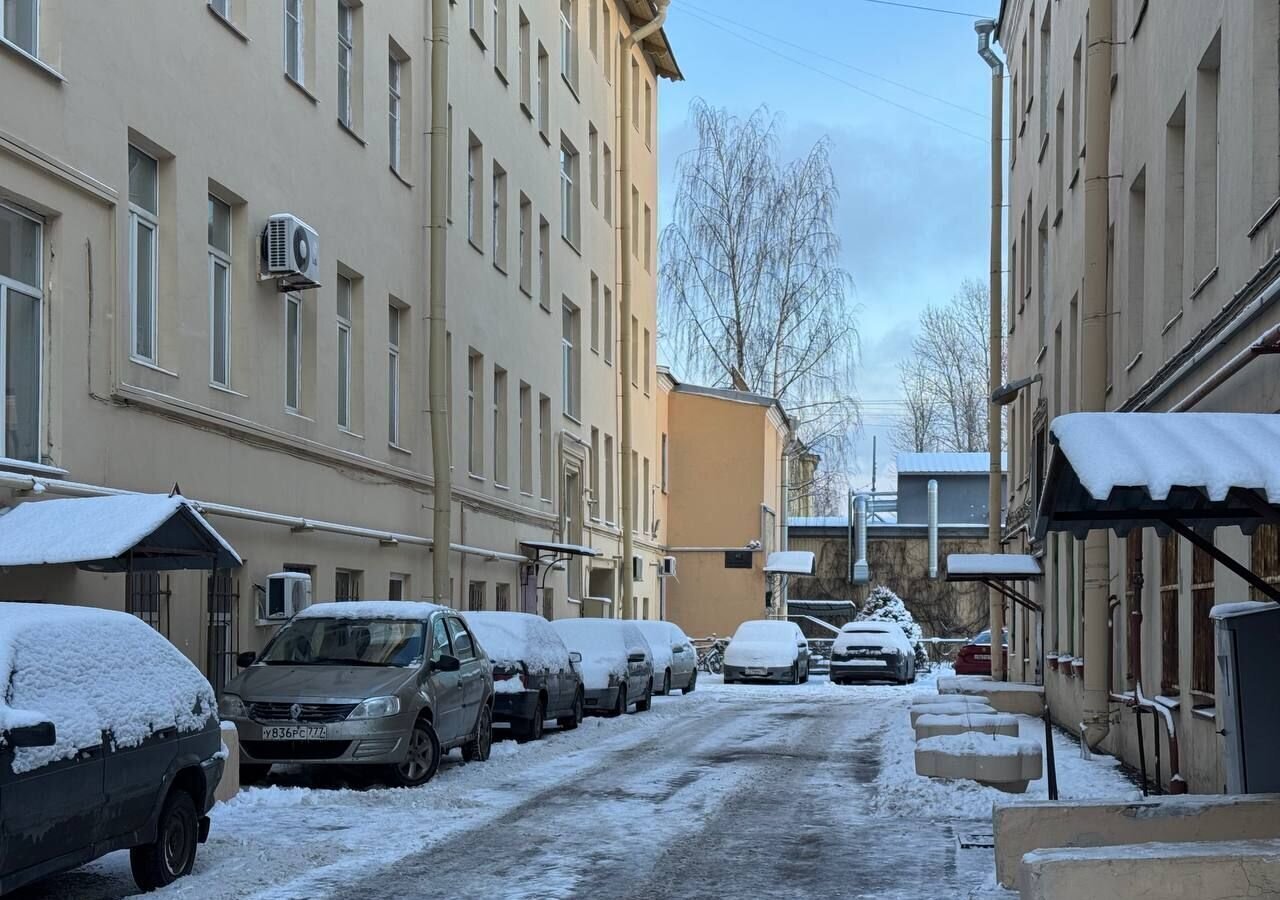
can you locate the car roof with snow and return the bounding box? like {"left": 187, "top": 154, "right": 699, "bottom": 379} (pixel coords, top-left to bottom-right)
{"left": 462, "top": 611, "right": 570, "bottom": 671}
{"left": 294, "top": 600, "right": 448, "bottom": 621}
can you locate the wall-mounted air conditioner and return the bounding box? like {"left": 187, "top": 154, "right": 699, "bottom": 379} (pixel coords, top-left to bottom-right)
{"left": 261, "top": 213, "right": 321, "bottom": 290}
{"left": 659, "top": 556, "right": 677, "bottom": 578}
{"left": 259, "top": 572, "right": 312, "bottom": 621}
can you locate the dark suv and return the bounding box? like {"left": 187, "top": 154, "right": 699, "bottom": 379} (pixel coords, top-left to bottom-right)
{"left": 0, "top": 603, "right": 223, "bottom": 896}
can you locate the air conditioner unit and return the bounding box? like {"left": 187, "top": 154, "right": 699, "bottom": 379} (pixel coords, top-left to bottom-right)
{"left": 261, "top": 213, "right": 321, "bottom": 290}
{"left": 632, "top": 554, "right": 644, "bottom": 582}
{"left": 260, "top": 572, "right": 312, "bottom": 621}
{"left": 659, "top": 556, "right": 677, "bottom": 578}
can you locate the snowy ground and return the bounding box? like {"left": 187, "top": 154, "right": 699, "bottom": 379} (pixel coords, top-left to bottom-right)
{"left": 18, "top": 668, "right": 1139, "bottom": 900}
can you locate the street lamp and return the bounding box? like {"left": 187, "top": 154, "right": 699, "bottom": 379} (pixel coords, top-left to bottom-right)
{"left": 991, "top": 374, "right": 1042, "bottom": 407}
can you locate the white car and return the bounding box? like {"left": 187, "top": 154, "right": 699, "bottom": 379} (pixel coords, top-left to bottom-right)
{"left": 829, "top": 621, "right": 916, "bottom": 685}
{"left": 633, "top": 620, "right": 698, "bottom": 695}
{"left": 550, "top": 619, "right": 654, "bottom": 717}
{"left": 722, "top": 620, "right": 810, "bottom": 684}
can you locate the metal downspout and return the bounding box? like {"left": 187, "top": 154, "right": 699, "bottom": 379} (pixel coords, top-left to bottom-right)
{"left": 428, "top": 0, "right": 452, "bottom": 603}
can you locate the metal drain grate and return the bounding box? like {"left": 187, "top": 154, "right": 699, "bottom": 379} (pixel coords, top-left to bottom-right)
{"left": 957, "top": 832, "right": 995, "bottom": 850}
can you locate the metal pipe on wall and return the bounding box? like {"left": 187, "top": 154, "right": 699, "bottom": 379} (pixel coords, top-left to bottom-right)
{"left": 852, "top": 494, "right": 869, "bottom": 584}
{"left": 927, "top": 479, "right": 939, "bottom": 579}
{"left": 427, "top": 0, "right": 452, "bottom": 603}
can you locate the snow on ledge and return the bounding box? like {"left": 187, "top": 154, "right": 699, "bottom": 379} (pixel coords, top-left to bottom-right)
{"left": 763, "top": 550, "right": 815, "bottom": 575}
{"left": 946, "top": 553, "right": 1042, "bottom": 579}
{"left": 1210, "top": 600, "right": 1280, "bottom": 619}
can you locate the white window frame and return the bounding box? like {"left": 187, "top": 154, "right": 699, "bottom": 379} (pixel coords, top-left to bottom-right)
{"left": 537, "top": 44, "right": 549, "bottom": 136}
{"left": 284, "top": 0, "right": 305, "bottom": 84}
{"left": 492, "top": 162, "right": 506, "bottom": 267}
{"left": 1, "top": 0, "right": 38, "bottom": 58}
{"left": 603, "top": 285, "right": 613, "bottom": 364}
{"left": 559, "top": 0, "right": 573, "bottom": 82}
{"left": 519, "top": 381, "right": 532, "bottom": 494}
{"left": 285, "top": 293, "right": 303, "bottom": 412}
{"left": 518, "top": 193, "right": 531, "bottom": 294}
{"left": 560, "top": 139, "right": 578, "bottom": 244}
{"left": 0, "top": 202, "right": 43, "bottom": 464}
{"left": 467, "top": 135, "right": 481, "bottom": 246}
{"left": 337, "top": 1, "right": 354, "bottom": 127}
{"left": 539, "top": 393, "right": 552, "bottom": 501}
{"left": 518, "top": 10, "right": 531, "bottom": 113}
{"left": 562, "top": 302, "right": 579, "bottom": 419}
{"left": 388, "top": 304, "right": 401, "bottom": 446}
{"left": 336, "top": 275, "right": 353, "bottom": 430}
{"left": 467, "top": 350, "right": 483, "bottom": 476}
{"left": 389, "top": 55, "right": 402, "bottom": 172}
{"left": 208, "top": 195, "right": 232, "bottom": 388}
{"left": 128, "top": 145, "right": 159, "bottom": 365}
{"left": 493, "top": 365, "right": 508, "bottom": 487}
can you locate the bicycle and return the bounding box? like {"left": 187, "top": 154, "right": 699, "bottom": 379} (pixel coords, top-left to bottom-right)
{"left": 695, "top": 636, "right": 726, "bottom": 674}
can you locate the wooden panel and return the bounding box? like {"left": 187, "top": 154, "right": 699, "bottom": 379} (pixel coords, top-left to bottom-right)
{"left": 1251, "top": 524, "right": 1280, "bottom": 601}
{"left": 1159, "top": 533, "right": 1179, "bottom": 694}
{"left": 1191, "top": 543, "right": 1214, "bottom": 696}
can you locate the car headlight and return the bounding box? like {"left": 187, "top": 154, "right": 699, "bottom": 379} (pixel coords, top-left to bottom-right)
{"left": 348, "top": 696, "right": 402, "bottom": 719}
{"left": 218, "top": 694, "right": 246, "bottom": 718}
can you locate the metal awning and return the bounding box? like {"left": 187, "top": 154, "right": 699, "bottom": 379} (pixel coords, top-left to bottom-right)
{"left": 0, "top": 494, "right": 242, "bottom": 572}
{"left": 764, "top": 550, "right": 815, "bottom": 575}
{"left": 945, "top": 553, "right": 1041, "bottom": 613}
{"left": 1037, "top": 412, "right": 1280, "bottom": 602}
{"left": 519, "top": 540, "right": 601, "bottom": 558}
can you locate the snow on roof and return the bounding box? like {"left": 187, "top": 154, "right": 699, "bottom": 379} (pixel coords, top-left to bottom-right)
{"left": 763, "top": 550, "right": 815, "bottom": 575}
{"left": 896, "top": 452, "right": 1007, "bottom": 475}
{"left": 946, "top": 553, "right": 1042, "bottom": 580}
{"left": 296, "top": 601, "right": 447, "bottom": 621}
{"left": 0, "top": 493, "right": 241, "bottom": 570}
{"left": 519, "top": 540, "right": 601, "bottom": 557}
{"left": 1210, "top": 600, "right": 1280, "bottom": 619}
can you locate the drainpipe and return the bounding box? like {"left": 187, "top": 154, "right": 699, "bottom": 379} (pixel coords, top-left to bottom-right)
{"left": 780, "top": 443, "right": 790, "bottom": 615}
{"left": 927, "top": 479, "right": 939, "bottom": 579}
{"left": 852, "top": 494, "right": 869, "bottom": 585}
{"left": 975, "top": 18, "right": 1005, "bottom": 681}
{"left": 618, "top": 0, "right": 669, "bottom": 620}
{"left": 428, "top": 0, "right": 452, "bottom": 603}
{"left": 1080, "top": 0, "right": 1114, "bottom": 749}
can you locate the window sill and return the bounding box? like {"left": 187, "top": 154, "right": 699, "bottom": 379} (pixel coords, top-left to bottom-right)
{"left": 603, "top": 358, "right": 612, "bottom": 367}
{"left": 388, "top": 442, "right": 412, "bottom": 456}
{"left": 1191, "top": 704, "right": 1217, "bottom": 721}
{"left": 468, "top": 237, "right": 485, "bottom": 255}
{"left": 1249, "top": 196, "right": 1280, "bottom": 238}
{"left": 560, "top": 72, "right": 580, "bottom": 103}
{"left": 131, "top": 356, "right": 179, "bottom": 378}
{"left": 468, "top": 472, "right": 486, "bottom": 483}
{"left": 520, "top": 100, "right": 533, "bottom": 120}
{"left": 338, "top": 427, "right": 365, "bottom": 440}
{"left": 493, "top": 260, "right": 508, "bottom": 276}
{"left": 284, "top": 409, "right": 314, "bottom": 423}
{"left": 590, "top": 346, "right": 600, "bottom": 356}
{"left": 0, "top": 457, "right": 69, "bottom": 479}
{"left": 285, "top": 73, "right": 318, "bottom": 104}
{"left": 1124, "top": 351, "right": 1143, "bottom": 374}
{"left": 337, "top": 120, "right": 366, "bottom": 146}
{"left": 494, "top": 65, "right": 508, "bottom": 86}
{"left": 540, "top": 129, "right": 550, "bottom": 148}
{"left": 1068, "top": 166, "right": 1080, "bottom": 190}
{"left": 390, "top": 166, "right": 413, "bottom": 189}
{"left": 564, "top": 412, "right": 582, "bottom": 426}
{"left": 1053, "top": 207, "right": 1062, "bottom": 228}
{"left": 207, "top": 5, "right": 250, "bottom": 42}
{"left": 1190, "top": 266, "right": 1218, "bottom": 301}
{"left": 494, "top": 482, "right": 510, "bottom": 491}
{"left": 209, "top": 382, "right": 248, "bottom": 398}
{"left": 0, "top": 37, "right": 65, "bottom": 82}
{"left": 1038, "top": 131, "right": 1050, "bottom": 163}
{"left": 1161, "top": 309, "right": 1183, "bottom": 336}
{"left": 520, "top": 490, "right": 535, "bottom": 498}
{"left": 561, "top": 234, "right": 581, "bottom": 256}
{"left": 519, "top": 284, "right": 533, "bottom": 299}
{"left": 1035, "top": 344, "right": 1048, "bottom": 364}
{"left": 539, "top": 298, "right": 551, "bottom": 313}
{"left": 470, "top": 28, "right": 487, "bottom": 50}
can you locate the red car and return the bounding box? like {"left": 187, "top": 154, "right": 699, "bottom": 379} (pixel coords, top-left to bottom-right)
{"left": 954, "top": 628, "right": 1008, "bottom": 675}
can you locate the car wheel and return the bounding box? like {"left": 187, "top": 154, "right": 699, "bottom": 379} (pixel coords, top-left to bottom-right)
{"left": 790, "top": 662, "right": 801, "bottom": 685}
{"left": 635, "top": 679, "right": 654, "bottom": 712}
{"left": 130, "top": 788, "right": 198, "bottom": 892}
{"left": 238, "top": 763, "right": 271, "bottom": 786}
{"left": 684, "top": 670, "right": 697, "bottom": 694}
{"left": 662, "top": 669, "right": 671, "bottom": 695}
{"left": 518, "top": 697, "right": 546, "bottom": 743}
{"left": 558, "top": 690, "right": 584, "bottom": 730}
{"left": 387, "top": 718, "right": 442, "bottom": 786}
{"left": 800, "top": 661, "right": 810, "bottom": 684}
{"left": 608, "top": 685, "right": 627, "bottom": 717}
{"left": 463, "top": 705, "right": 494, "bottom": 761}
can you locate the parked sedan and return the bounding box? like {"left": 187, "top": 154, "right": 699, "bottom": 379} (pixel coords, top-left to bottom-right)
{"left": 954, "top": 628, "right": 1009, "bottom": 676}
{"left": 221, "top": 601, "right": 494, "bottom": 789}
{"left": 633, "top": 620, "right": 698, "bottom": 695}
{"left": 722, "top": 619, "right": 811, "bottom": 684}
{"left": 0, "top": 603, "right": 223, "bottom": 896}
{"left": 464, "top": 611, "right": 584, "bottom": 741}
{"left": 550, "top": 619, "right": 654, "bottom": 716}
{"left": 829, "top": 621, "right": 916, "bottom": 685}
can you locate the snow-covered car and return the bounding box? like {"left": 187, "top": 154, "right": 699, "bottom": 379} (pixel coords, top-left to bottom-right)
{"left": 633, "top": 620, "right": 698, "bottom": 695}
{"left": 722, "top": 620, "right": 811, "bottom": 684}
{"left": 221, "top": 602, "right": 493, "bottom": 788}
{"left": 463, "top": 611, "right": 584, "bottom": 741}
{"left": 829, "top": 621, "right": 916, "bottom": 685}
{"left": 954, "top": 628, "right": 1008, "bottom": 676}
{"left": 0, "top": 602, "right": 222, "bottom": 895}
{"left": 549, "top": 618, "right": 654, "bottom": 716}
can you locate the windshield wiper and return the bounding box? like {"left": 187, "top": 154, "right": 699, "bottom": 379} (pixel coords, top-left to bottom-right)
{"left": 309, "top": 657, "right": 393, "bottom": 667}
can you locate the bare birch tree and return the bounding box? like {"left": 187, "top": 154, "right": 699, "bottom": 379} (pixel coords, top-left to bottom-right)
{"left": 660, "top": 100, "right": 860, "bottom": 512}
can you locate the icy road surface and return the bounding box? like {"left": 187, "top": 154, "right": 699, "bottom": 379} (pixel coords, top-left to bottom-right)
{"left": 19, "top": 671, "right": 1138, "bottom": 900}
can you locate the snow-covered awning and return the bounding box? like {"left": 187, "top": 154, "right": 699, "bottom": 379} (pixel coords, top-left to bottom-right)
{"left": 763, "top": 550, "right": 815, "bottom": 575}
{"left": 519, "top": 540, "right": 601, "bottom": 558}
{"left": 945, "top": 554, "right": 1042, "bottom": 581}
{"left": 0, "top": 494, "right": 242, "bottom": 572}
{"left": 1036, "top": 413, "right": 1280, "bottom": 540}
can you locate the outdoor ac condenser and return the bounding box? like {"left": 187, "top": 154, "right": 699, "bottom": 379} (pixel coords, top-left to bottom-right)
{"left": 1214, "top": 601, "right": 1280, "bottom": 793}
{"left": 261, "top": 572, "right": 312, "bottom": 621}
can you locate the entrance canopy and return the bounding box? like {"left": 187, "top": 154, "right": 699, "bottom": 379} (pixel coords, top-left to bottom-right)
{"left": 946, "top": 553, "right": 1042, "bottom": 613}
{"left": 0, "top": 494, "right": 242, "bottom": 572}
{"left": 519, "top": 540, "right": 600, "bottom": 558}
{"left": 764, "top": 550, "right": 815, "bottom": 575}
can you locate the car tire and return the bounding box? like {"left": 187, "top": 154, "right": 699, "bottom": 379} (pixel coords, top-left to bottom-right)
{"left": 800, "top": 662, "right": 810, "bottom": 684}
{"left": 661, "top": 669, "right": 671, "bottom": 696}
{"left": 608, "top": 685, "right": 627, "bottom": 717}
{"left": 558, "top": 690, "right": 584, "bottom": 730}
{"left": 130, "top": 788, "right": 198, "bottom": 892}
{"left": 635, "top": 679, "right": 654, "bottom": 712}
{"left": 238, "top": 763, "right": 271, "bottom": 786}
{"left": 387, "top": 718, "right": 442, "bottom": 786}
{"left": 684, "top": 670, "right": 697, "bottom": 694}
{"left": 790, "top": 662, "right": 801, "bottom": 685}
{"left": 463, "top": 704, "right": 494, "bottom": 761}
{"left": 517, "top": 697, "right": 546, "bottom": 743}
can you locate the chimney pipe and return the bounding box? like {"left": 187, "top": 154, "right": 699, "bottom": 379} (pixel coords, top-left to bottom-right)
{"left": 852, "top": 494, "right": 870, "bottom": 584}
{"left": 927, "top": 479, "right": 939, "bottom": 579}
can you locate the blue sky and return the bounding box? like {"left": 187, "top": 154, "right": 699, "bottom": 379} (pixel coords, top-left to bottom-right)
{"left": 655, "top": 0, "right": 1001, "bottom": 491}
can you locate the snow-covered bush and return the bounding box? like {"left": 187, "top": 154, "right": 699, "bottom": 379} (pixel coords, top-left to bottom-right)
{"left": 859, "top": 585, "right": 928, "bottom": 668}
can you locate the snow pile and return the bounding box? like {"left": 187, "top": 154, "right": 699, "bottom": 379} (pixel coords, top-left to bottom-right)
{"left": 463, "top": 611, "right": 571, "bottom": 672}
{"left": 915, "top": 732, "right": 1039, "bottom": 758}
{"left": 296, "top": 600, "right": 446, "bottom": 621}
{"left": 858, "top": 585, "right": 928, "bottom": 667}
{"left": 632, "top": 621, "right": 680, "bottom": 674}
{"left": 492, "top": 678, "right": 527, "bottom": 695}
{"left": 0, "top": 602, "right": 216, "bottom": 773}
{"left": 724, "top": 620, "right": 802, "bottom": 668}
{"left": 1210, "top": 600, "right": 1280, "bottom": 619}
{"left": 834, "top": 622, "right": 914, "bottom": 656}
{"left": 550, "top": 619, "right": 633, "bottom": 689}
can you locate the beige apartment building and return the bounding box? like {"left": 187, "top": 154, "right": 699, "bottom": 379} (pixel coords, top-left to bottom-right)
{"left": 998, "top": 0, "right": 1280, "bottom": 792}
{"left": 0, "top": 0, "right": 678, "bottom": 690}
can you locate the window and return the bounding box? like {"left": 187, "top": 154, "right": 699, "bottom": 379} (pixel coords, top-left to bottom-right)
{"left": 493, "top": 365, "right": 508, "bottom": 486}
{"left": 447, "top": 104, "right": 454, "bottom": 220}
{"left": 603, "top": 286, "right": 613, "bottom": 364}
{"left": 630, "top": 315, "right": 638, "bottom": 386}
{"left": 519, "top": 381, "right": 532, "bottom": 493}
{"left": 492, "top": 0, "right": 507, "bottom": 77}
{"left": 1165, "top": 98, "right": 1187, "bottom": 322}
{"left": 3, "top": 0, "right": 37, "bottom": 55}
{"left": 492, "top": 161, "right": 507, "bottom": 269}
{"left": 589, "top": 273, "right": 600, "bottom": 353}
{"left": 208, "top": 195, "right": 232, "bottom": 388}
{"left": 642, "top": 456, "right": 650, "bottom": 534}
{"left": 467, "top": 133, "right": 482, "bottom": 247}
{"left": 1037, "top": 217, "right": 1048, "bottom": 348}
{"left": 537, "top": 44, "right": 549, "bottom": 136}
{"left": 631, "top": 60, "right": 639, "bottom": 129}
{"left": 467, "top": 350, "right": 484, "bottom": 475}
{"left": 560, "top": 138, "right": 579, "bottom": 244}
{"left": 388, "top": 55, "right": 402, "bottom": 171}
{"left": 388, "top": 573, "right": 406, "bottom": 601}
{"left": 336, "top": 274, "right": 353, "bottom": 430}
{"left": 284, "top": 0, "right": 305, "bottom": 83}
{"left": 1193, "top": 33, "right": 1221, "bottom": 285}
{"left": 559, "top": 0, "right": 575, "bottom": 84}
{"left": 562, "top": 301, "right": 580, "bottom": 418}
{"left": 1191, "top": 542, "right": 1215, "bottom": 696}
{"left": 0, "top": 203, "right": 41, "bottom": 462}
{"left": 602, "top": 2, "right": 611, "bottom": 78}
{"left": 1054, "top": 95, "right": 1065, "bottom": 216}
{"left": 631, "top": 186, "right": 639, "bottom": 256}
{"left": 496, "top": 583, "right": 511, "bottom": 611}
{"left": 388, "top": 304, "right": 401, "bottom": 445}
{"left": 128, "top": 145, "right": 158, "bottom": 363}
{"left": 588, "top": 124, "right": 599, "bottom": 208}
{"left": 518, "top": 10, "right": 531, "bottom": 113}
{"left": 538, "top": 215, "right": 550, "bottom": 310}
{"left": 210, "top": 0, "right": 230, "bottom": 17}
{"left": 588, "top": 0, "right": 597, "bottom": 59}
{"left": 602, "top": 143, "right": 613, "bottom": 223}
{"left": 604, "top": 433, "right": 615, "bottom": 522}
{"left": 589, "top": 427, "right": 600, "bottom": 520}
{"left": 518, "top": 193, "right": 532, "bottom": 294}
{"left": 644, "top": 80, "right": 653, "bottom": 148}
{"left": 631, "top": 450, "right": 639, "bottom": 530}
{"left": 661, "top": 432, "right": 668, "bottom": 492}
{"left": 643, "top": 204, "right": 652, "bottom": 271}
{"left": 1159, "top": 533, "right": 1179, "bottom": 694}
{"left": 335, "top": 568, "right": 361, "bottom": 602}
{"left": 1127, "top": 169, "right": 1146, "bottom": 363}
{"left": 285, "top": 294, "right": 302, "bottom": 411}
{"left": 468, "top": 581, "right": 486, "bottom": 612}
{"left": 642, "top": 327, "right": 650, "bottom": 395}
{"left": 1039, "top": 7, "right": 1050, "bottom": 139}
{"left": 337, "top": 1, "right": 354, "bottom": 127}
{"left": 468, "top": 0, "right": 482, "bottom": 40}
{"left": 430, "top": 616, "right": 451, "bottom": 661}
{"left": 539, "top": 393, "right": 552, "bottom": 500}
{"left": 1071, "top": 40, "right": 1083, "bottom": 161}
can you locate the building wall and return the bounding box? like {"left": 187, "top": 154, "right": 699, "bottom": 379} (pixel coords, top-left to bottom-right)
{"left": 999, "top": 0, "right": 1280, "bottom": 793}
{"left": 898, "top": 473, "right": 1006, "bottom": 525}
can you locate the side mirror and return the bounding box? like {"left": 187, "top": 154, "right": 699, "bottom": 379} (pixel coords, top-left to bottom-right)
{"left": 236, "top": 651, "right": 257, "bottom": 668}
{"left": 569, "top": 651, "right": 583, "bottom": 664}
{"left": 671, "top": 644, "right": 684, "bottom": 653}
{"left": 627, "top": 652, "right": 646, "bottom": 664}
{"left": 5, "top": 720, "right": 56, "bottom": 749}
{"left": 434, "top": 654, "right": 462, "bottom": 673}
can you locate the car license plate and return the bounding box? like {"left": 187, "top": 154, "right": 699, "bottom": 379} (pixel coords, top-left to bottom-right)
{"left": 744, "top": 667, "right": 768, "bottom": 676}
{"left": 261, "top": 725, "right": 328, "bottom": 740}
{"left": 975, "top": 654, "right": 991, "bottom": 661}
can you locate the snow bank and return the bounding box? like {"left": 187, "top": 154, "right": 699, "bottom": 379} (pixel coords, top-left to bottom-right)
{"left": 916, "top": 732, "right": 1040, "bottom": 758}
{"left": 296, "top": 600, "right": 445, "bottom": 621}
{"left": 463, "top": 611, "right": 570, "bottom": 672}
{"left": 0, "top": 602, "right": 216, "bottom": 773}
{"left": 724, "top": 620, "right": 802, "bottom": 668}
{"left": 550, "top": 619, "right": 632, "bottom": 689}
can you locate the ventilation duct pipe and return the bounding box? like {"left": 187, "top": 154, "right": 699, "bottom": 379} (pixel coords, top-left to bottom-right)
{"left": 852, "top": 493, "right": 870, "bottom": 584}
{"left": 927, "top": 479, "right": 939, "bottom": 579}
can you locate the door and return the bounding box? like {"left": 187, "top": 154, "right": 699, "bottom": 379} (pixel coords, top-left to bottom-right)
{"left": 445, "top": 617, "right": 485, "bottom": 738}
{"left": 105, "top": 728, "right": 178, "bottom": 840}
{"left": 670, "top": 634, "right": 695, "bottom": 684}
{"left": 427, "top": 616, "right": 462, "bottom": 744}
{"left": 1, "top": 744, "right": 105, "bottom": 879}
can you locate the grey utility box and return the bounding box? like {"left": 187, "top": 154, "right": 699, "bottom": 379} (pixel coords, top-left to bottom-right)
{"left": 1214, "top": 601, "right": 1280, "bottom": 793}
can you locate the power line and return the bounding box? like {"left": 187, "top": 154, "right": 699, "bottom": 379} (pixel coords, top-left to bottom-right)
{"left": 676, "top": 7, "right": 986, "bottom": 143}
{"left": 684, "top": 1, "right": 986, "bottom": 119}
{"left": 857, "top": 0, "right": 989, "bottom": 17}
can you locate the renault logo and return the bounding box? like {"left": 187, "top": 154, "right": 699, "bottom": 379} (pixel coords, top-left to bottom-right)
{"left": 290, "top": 703, "right": 303, "bottom": 721}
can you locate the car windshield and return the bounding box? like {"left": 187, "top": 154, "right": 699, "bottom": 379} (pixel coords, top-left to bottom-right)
{"left": 844, "top": 624, "right": 889, "bottom": 633}
{"left": 259, "top": 618, "right": 426, "bottom": 667}
{"left": 733, "top": 621, "right": 791, "bottom": 643}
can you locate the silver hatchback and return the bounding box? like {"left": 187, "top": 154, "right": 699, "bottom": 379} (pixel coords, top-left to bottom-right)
{"left": 220, "top": 601, "right": 494, "bottom": 787}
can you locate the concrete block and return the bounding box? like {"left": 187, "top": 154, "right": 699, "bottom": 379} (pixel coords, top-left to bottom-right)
{"left": 914, "top": 712, "right": 1020, "bottom": 741}
{"left": 910, "top": 701, "right": 998, "bottom": 726}
{"left": 1018, "top": 840, "right": 1280, "bottom": 900}
{"left": 915, "top": 733, "right": 1042, "bottom": 793}
{"left": 937, "top": 680, "right": 1045, "bottom": 715}
{"left": 215, "top": 720, "right": 240, "bottom": 803}
{"left": 993, "top": 794, "right": 1280, "bottom": 888}
{"left": 911, "top": 693, "right": 994, "bottom": 710}
{"left": 937, "top": 675, "right": 993, "bottom": 693}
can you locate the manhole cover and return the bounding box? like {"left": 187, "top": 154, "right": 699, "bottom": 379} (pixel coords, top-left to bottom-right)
{"left": 957, "top": 832, "right": 995, "bottom": 850}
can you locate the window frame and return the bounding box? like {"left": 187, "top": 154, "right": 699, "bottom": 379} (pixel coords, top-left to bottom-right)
{"left": 337, "top": 1, "right": 354, "bottom": 127}
{"left": 208, "top": 194, "right": 232, "bottom": 389}
{"left": 1, "top": 0, "right": 39, "bottom": 59}
{"left": 467, "top": 349, "right": 484, "bottom": 476}
{"left": 388, "top": 54, "right": 402, "bottom": 172}
{"left": 336, "top": 274, "right": 353, "bottom": 430}
{"left": 493, "top": 365, "right": 508, "bottom": 487}
{"left": 388, "top": 303, "right": 401, "bottom": 446}
{"left": 285, "top": 293, "right": 303, "bottom": 413}
{"left": 0, "top": 201, "right": 43, "bottom": 463}
{"left": 562, "top": 301, "right": 580, "bottom": 419}
{"left": 128, "top": 145, "right": 159, "bottom": 365}
{"left": 492, "top": 161, "right": 507, "bottom": 269}
{"left": 284, "top": 0, "right": 305, "bottom": 84}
